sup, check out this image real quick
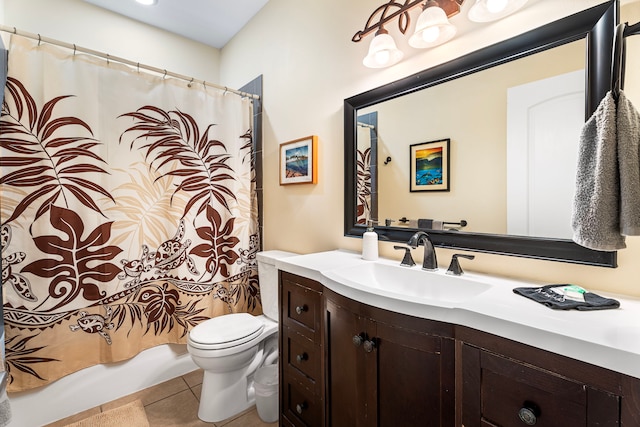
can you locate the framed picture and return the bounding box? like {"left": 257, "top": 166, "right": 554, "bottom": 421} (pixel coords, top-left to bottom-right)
{"left": 410, "top": 138, "right": 450, "bottom": 192}
{"left": 280, "top": 135, "right": 318, "bottom": 185}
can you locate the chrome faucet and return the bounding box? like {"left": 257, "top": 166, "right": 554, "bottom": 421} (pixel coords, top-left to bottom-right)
{"left": 407, "top": 231, "right": 438, "bottom": 271}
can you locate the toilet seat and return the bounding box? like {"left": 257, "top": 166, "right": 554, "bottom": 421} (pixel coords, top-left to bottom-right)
{"left": 189, "top": 313, "right": 265, "bottom": 350}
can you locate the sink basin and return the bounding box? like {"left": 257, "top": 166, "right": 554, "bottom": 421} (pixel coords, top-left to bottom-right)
{"left": 323, "top": 261, "right": 491, "bottom": 305}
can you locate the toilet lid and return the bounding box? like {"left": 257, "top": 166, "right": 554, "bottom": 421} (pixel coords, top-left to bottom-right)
{"left": 189, "top": 313, "right": 264, "bottom": 349}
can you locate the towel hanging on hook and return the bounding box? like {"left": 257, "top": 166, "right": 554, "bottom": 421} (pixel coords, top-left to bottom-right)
{"left": 612, "top": 22, "right": 626, "bottom": 101}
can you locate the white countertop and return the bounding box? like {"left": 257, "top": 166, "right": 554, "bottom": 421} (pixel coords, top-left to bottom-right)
{"left": 276, "top": 249, "right": 640, "bottom": 379}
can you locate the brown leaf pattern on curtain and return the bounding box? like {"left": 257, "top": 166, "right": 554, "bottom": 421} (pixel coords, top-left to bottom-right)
{"left": 119, "top": 106, "right": 237, "bottom": 218}
{"left": 4, "top": 334, "right": 59, "bottom": 384}
{"left": 1, "top": 65, "right": 259, "bottom": 391}
{"left": 356, "top": 147, "right": 372, "bottom": 224}
{"left": 191, "top": 205, "right": 240, "bottom": 279}
{"left": 0, "top": 77, "right": 114, "bottom": 225}
{"left": 20, "top": 206, "right": 122, "bottom": 311}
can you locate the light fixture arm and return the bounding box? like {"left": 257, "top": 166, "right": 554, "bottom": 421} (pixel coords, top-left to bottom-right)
{"left": 352, "top": 0, "right": 465, "bottom": 43}
{"left": 352, "top": 0, "right": 423, "bottom": 43}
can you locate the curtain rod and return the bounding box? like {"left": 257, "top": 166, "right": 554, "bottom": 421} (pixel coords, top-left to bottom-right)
{"left": 0, "top": 25, "right": 259, "bottom": 100}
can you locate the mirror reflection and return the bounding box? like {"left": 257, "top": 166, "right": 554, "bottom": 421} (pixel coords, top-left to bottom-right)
{"left": 356, "top": 38, "right": 585, "bottom": 239}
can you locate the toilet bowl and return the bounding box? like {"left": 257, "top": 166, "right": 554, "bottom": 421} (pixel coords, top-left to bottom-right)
{"left": 187, "top": 250, "right": 297, "bottom": 423}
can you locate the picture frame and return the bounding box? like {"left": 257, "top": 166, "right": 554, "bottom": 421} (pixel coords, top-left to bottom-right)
{"left": 280, "top": 135, "right": 318, "bottom": 185}
{"left": 409, "top": 138, "right": 450, "bottom": 192}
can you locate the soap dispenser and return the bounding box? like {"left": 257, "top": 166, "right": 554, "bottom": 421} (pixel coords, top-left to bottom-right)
{"left": 362, "top": 220, "right": 379, "bottom": 261}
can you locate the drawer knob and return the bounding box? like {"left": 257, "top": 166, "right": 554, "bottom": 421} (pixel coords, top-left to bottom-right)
{"left": 296, "top": 402, "right": 307, "bottom": 414}
{"left": 295, "top": 305, "right": 308, "bottom": 315}
{"left": 363, "top": 339, "right": 376, "bottom": 353}
{"left": 352, "top": 334, "right": 365, "bottom": 347}
{"left": 518, "top": 402, "right": 540, "bottom": 425}
{"left": 296, "top": 352, "right": 308, "bottom": 363}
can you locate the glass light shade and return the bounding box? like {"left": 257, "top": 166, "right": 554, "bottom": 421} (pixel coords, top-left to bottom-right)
{"left": 467, "top": 0, "right": 528, "bottom": 22}
{"left": 363, "top": 32, "right": 404, "bottom": 68}
{"left": 408, "top": 5, "right": 457, "bottom": 49}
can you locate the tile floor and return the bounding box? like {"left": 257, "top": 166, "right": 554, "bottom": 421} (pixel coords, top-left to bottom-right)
{"left": 44, "top": 369, "right": 278, "bottom": 427}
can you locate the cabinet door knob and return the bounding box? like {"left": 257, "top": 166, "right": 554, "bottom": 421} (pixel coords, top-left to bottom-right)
{"left": 296, "top": 402, "right": 307, "bottom": 414}
{"left": 363, "top": 339, "right": 376, "bottom": 353}
{"left": 296, "top": 352, "right": 308, "bottom": 363}
{"left": 295, "top": 305, "right": 308, "bottom": 315}
{"left": 518, "top": 402, "right": 540, "bottom": 425}
{"left": 352, "top": 334, "right": 365, "bottom": 347}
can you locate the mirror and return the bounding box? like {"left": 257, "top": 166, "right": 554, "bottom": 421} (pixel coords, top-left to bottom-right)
{"left": 345, "top": 1, "right": 617, "bottom": 267}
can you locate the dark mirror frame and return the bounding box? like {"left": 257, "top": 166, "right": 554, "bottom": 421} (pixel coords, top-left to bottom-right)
{"left": 344, "top": 1, "right": 617, "bottom": 267}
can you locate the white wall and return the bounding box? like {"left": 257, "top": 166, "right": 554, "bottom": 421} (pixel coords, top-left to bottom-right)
{"left": 220, "top": 0, "right": 640, "bottom": 298}
{"left": 2, "top": 0, "right": 220, "bottom": 83}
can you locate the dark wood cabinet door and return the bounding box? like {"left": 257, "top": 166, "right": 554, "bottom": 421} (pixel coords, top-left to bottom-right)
{"left": 375, "top": 321, "right": 455, "bottom": 427}
{"left": 326, "top": 291, "right": 455, "bottom": 427}
{"left": 326, "top": 297, "right": 367, "bottom": 427}
{"left": 460, "top": 342, "right": 621, "bottom": 427}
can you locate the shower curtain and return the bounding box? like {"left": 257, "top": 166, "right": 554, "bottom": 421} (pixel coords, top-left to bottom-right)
{"left": 356, "top": 124, "right": 372, "bottom": 224}
{"left": 0, "top": 36, "right": 260, "bottom": 392}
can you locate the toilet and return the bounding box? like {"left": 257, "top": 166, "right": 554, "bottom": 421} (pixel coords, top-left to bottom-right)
{"left": 187, "top": 250, "right": 297, "bottom": 423}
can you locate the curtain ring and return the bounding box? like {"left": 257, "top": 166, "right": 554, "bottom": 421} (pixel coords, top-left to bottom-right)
{"left": 163, "top": 69, "right": 167, "bottom": 79}
{"left": 37, "top": 34, "right": 41, "bottom": 46}
{"left": 106, "top": 54, "right": 110, "bottom": 64}
{"left": 12, "top": 27, "right": 17, "bottom": 34}
{"left": 203, "top": 81, "right": 207, "bottom": 89}
{"left": 136, "top": 62, "right": 140, "bottom": 73}
{"left": 188, "top": 77, "right": 194, "bottom": 88}
{"left": 224, "top": 86, "right": 228, "bottom": 95}
{"left": 73, "top": 44, "right": 77, "bottom": 56}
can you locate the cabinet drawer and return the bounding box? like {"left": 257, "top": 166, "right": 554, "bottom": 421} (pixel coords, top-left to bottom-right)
{"left": 281, "top": 276, "right": 321, "bottom": 340}
{"left": 283, "top": 326, "right": 321, "bottom": 383}
{"left": 481, "top": 352, "right": 586, "bottom": 426}
{"left": 282, "top": 377, "right": 323, "bottom": 427}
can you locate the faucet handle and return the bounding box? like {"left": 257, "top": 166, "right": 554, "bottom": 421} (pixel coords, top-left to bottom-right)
{"left": 393, "top": 245, "right": 416, "bottom": 267}
{"left": 446, "top": 254, "right": 475, "bottom": 276}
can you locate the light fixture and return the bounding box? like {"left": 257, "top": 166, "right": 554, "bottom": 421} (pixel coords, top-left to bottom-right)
{"left": 467, "top": 0, "right": 528, "bottom": 22}
{"left": 353, "top": 0, "right": 527, "bottom": 68}
{"left": 135, "top": 0, "right": 158, "bottom": 6}
{"left": 363, "top": 28, "right": 404, "bottom": 68}
{"left": 409, "top": 1, "right": 457, "bottom": 48}
{"left": 352, "top": 0, "right": 464, "bottom": 69}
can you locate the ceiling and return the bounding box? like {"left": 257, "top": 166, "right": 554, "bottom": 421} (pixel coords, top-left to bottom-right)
{"left": 83, "top": 0, "right": 269, "bottom": 49}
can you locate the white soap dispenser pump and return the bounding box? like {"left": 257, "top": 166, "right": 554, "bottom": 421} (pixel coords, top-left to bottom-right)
{"left": 362, "top": 220, "right": 379, "bottom": 261}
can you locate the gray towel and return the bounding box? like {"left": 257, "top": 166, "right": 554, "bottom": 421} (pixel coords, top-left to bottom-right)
{"left": 572, "top": 91, "right": 625, "bottom": 251}
{"left": 617, "top": 91, "right": 640, "bottom": 236}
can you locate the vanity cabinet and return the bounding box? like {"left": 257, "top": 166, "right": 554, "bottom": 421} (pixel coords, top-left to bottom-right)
{"left": 279, "top": 271, "right": 324, "bottom": 427}
{"left": 278, "top": 270, "right": 640, "bottom": 427}
{"left": 324, "top": 288, "right": 456, "bottom": 427}
{"left": 458, "top": 328, "right": 640, "bottom": 427}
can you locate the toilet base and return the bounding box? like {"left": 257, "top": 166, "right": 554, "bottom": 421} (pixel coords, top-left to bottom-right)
{"left": 194, "top": 333, "right": 278, "bottom": 423}
{"left": 198, "top": 368, "right": 255, "bottom": 422}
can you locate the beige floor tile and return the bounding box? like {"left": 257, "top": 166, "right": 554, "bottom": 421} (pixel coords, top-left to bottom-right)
{"left": 101, "top": 377, "right": 189, "bottom": 411}
{"left": 144, "top": 389, "right": 211, "bottom": 427}
{"left": 191, "top": 384, "right": 202, "bottom": 402}
{"left": 219, "top": 407, "right": 278, "bottom": 427}
{"left": 42, "top": 406, "right": 101, "bottom": 427}
{"left": 183, "top": 368, "right": 204, "bottom": 388}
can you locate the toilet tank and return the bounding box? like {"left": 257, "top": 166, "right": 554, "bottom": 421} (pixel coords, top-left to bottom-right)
{"left": 256, "top": 250, "right": 298, "bottom": 321}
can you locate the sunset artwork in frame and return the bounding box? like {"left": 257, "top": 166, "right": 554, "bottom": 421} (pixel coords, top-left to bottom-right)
{"left": 279, "top": 135, "right": 318, "bottom": 185}
{"left": 410, "top": 138, "right": 450, "bottom": 192}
